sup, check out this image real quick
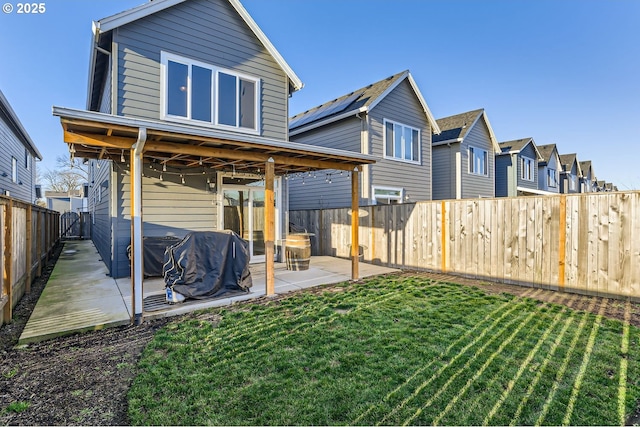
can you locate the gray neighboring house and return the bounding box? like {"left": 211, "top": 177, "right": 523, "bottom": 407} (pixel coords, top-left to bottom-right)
{"left": 495, "top": 138, "right": 544, "bottom": 197}
{"left": 536, "top": 144, "right": 561, "bottom": 194}
{"left": 559, "top": 153, "right": 582, "bottom": 194}
{"left": 432, "top": 109, "right": 500, "bottom": 200}
{"left": 288, "top": 70, "right": 440, "bottom": 209}
{"left": 81, "top": 0, "right": 306, "bottom": 278}
{"left": 0, "top": 89, "right": 42, "bottom": 203}
{"left": 579, "top": 160, "right": 594, "bottom": 193}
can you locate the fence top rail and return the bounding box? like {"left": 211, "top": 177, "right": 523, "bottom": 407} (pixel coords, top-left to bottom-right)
{"left": 0, "top": 195, "right": 60, "bottom": 214}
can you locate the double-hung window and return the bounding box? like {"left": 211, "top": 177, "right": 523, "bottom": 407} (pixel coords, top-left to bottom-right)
{"left": 383, "top": 119, "right": 420, "bottom": 163}
{"left": 372, "top": 186, "right": 403, "bottom": 205}
{"left": 468, "top": 146, "right": 488, "bottom": 176}
{"left": 547, "top": 168, "right": 557, "bottom": 187}
{"left": 521, "top": 156, "right": 535, "bottom": 181}
{"left": 162, "top": 52, "right": 260, "bottom": 133}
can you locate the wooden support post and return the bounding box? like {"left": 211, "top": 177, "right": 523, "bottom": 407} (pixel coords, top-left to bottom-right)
{"left": 265, "top": 158, "right": 275, "bottom": 296}
{"left": 3, "top": 199, "right": 13, "bottom": 324}
{"left": 559, "top": 195, "right": 567, "bottom": 289}
{"left": 130, "top": 128, "right": 146, "bottom": 324}
{"left": 36, "top": 210, "right": 42, "bottom": 277}
{"left": 25, "top": 205, "right": 32, "bottom": 293}
{"left": 351, "top": 167, "right": 359, "bottom": 281}
{"left": 441, "top": 201, "right": 447, "bottom": 272}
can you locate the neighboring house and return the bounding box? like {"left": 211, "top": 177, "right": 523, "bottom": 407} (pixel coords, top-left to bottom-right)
{"left": 559, "top": 153, "right": 582, "bottom": 194}
{"left": 288, "top": 70, "right": 440, "bottom": 209}
{"left": 495, "top": 138, "right": 544, "bottom": 197}
{"left": 45, "top": 190, "right": 87, "bottom": 213}
{"left": 536, "top": 144, "right": 561, "bottom": 194}
{"left": 0, "top": 89, "right": 42, "bottom": 203}
{"left": 579, "top": 161, "right": 594, "bottom": 193}
{"left": 432, "top": 109, "right": 500, "bottom": 200}
{"left": 57, "top": 0, "right": 374, "bottom": 279}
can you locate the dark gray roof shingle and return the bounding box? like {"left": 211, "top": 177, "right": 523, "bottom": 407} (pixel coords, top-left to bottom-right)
{"left": 536, "top": 144, "right": 558, "bottom": 164}
{"left": 432, "top": 109, "right": 484, "bottom": 143}
{"left": 498, "top": 138, "right": 534, "bottom": 153}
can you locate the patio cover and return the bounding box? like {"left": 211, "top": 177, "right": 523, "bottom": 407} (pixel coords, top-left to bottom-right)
{"left": 52, "top": 107, "right": 376, "bottom": 323}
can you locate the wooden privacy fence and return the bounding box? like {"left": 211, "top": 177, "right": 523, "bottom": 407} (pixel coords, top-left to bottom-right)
{"left": 290, "top": 191, "right": 640, "bottom": 301}
{"left": 1, "top": 195, "right": 60, "bottom": 326}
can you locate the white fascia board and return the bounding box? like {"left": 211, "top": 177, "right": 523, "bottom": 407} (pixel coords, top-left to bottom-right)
{"left": 52, "top": 106, "right": 377, "bottom": 163}
{"left": 479, "top": 111, "right": 501, "bottom": 153}
{"left": 516, "top": 186, "right": 557, "bottom": 196}
{"left": 432, "top": 138, "right": 463, "bottom": 146}
{"left": 85, "top": 22, "right": 100, "bottom": 111}
{"left": 228, "top": 0, "right": 303, "bottom": 92}
{"left": 289, "top": 106, "right": 367, "bottom": 136}
{"left": 95, "top": 0, "right": 187, "bottom": 33}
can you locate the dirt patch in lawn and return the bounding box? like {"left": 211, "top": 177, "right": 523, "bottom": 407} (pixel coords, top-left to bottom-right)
{"left": 1, "top": 255, "right": 638, "bottom": 425}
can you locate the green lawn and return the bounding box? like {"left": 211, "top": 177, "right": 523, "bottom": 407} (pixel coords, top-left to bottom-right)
{"left": 128, "top": 276, "right": 640, "bottom": 426}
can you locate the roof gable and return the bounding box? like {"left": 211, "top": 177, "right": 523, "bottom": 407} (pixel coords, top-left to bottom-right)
{"left": 559, "top": 153, "right": 582, "bottom": 176}
{"left": 88, "top": 0, "right": 302, "bottom": 108}
{"left": 289, "top": 70, "right": 440, "bottom": 135}
{"left": 433, "top": 109, "right": 500, "bottom": 152}
{"left": 536, "top": 144, "right": 559, "bottom": 165}
{"left": 0, "top": 89, "right": 42, "bottom": 160}
{"left": 498, "top": 137, "right": 543, "bottom": 160}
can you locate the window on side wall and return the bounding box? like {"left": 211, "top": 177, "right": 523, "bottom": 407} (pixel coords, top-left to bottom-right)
{"left": 11, "top": 157, "right": 17, "bottom": 182}
{"left": 24, "top": 148, "right": 29, "bottom": 170}
{"left": 468, "top": 146, "right": 488, "bottom": 176}
{"left": 520, "top": 156, "right": 534, "bottom": 181}
{"left": 162, "top": 52, "right": 260, "bottom": 133}
{"left": 547, "top": 168, "right": 557, "bottom": 187}
{"left": 372, "top": 186, "right": 403, "bottom": 205}
{"left": 383, "top": 119, "right": 420, "bottom": 164}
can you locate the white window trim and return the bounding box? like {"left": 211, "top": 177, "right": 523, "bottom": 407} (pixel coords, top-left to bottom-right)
{"left": 11, "top": 157, "right": 17, "bottom": 183}
{"left": 25, "top": 149, "right": 30, "bottom": 170}
{"left": 521, "top": 156, "right": 535, "bottom": 182}
{"left": 468, "top": 145, "right": 489, "bottom": 176}
{"left": 372, "top": 185, "right": 404, "bottom": 205}
{"left": 547, "top": 168, "right": 557, "bottom": 188}
{"left": 160, "top": 51, "right": 261, "bottom": 135}
{"left": 382, "top": 119, "right": 421, "bottom": 165}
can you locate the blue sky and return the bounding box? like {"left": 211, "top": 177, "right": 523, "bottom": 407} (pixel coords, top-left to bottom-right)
{"left": 1, "top": 0, "right": 639, "bottom": 189}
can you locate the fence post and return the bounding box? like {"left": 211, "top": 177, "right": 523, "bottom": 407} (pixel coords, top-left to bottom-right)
{"left": 36, "top": 210, "right": 42, "bottom": 277}
{"left": 558, "top": 195, "right": 567, "bottom": 290}
{"left": 26, "top": 204, "right": 32, "bottom": 293}
{"left": 441, "top": 201, "right": 447, "bottom": 272}
{"left": 3, "top": 199, "right": 13, "bottom": 323}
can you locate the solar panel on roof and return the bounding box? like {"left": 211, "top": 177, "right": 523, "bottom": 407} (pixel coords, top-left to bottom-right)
{"left": 289, "top": 92, "right": 363, "bottom": 129}
{"left": 319, "top": 92, "right": 362, "bottom": 118}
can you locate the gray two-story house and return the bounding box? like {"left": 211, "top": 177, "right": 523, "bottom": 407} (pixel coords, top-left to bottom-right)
{"left": 536, "top": 144, "right": 561, "bottom": 194}
{"left": 432, "top": 109, "right": 500, "bottom": 200}
{"left": 288, "top": 70, "right": 441, "bottom": 208}
{"left": 53, "top": 0, "right": 374, "bottom": 280}
{"left": 579, "top": 160, "right": 594, "bottom": 193}
{"left": 495, "top": 138, "right": 544, "bottom": 197}
{"left": 559, "top": 153, "right": 582, "bottom": 194}
{"left": 0, "top": 89, "right": 42, "bottom": 203}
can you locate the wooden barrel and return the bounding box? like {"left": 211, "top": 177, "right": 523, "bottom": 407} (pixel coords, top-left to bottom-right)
{"left": 285, "top": 234, "right": 311, "bottom": 271}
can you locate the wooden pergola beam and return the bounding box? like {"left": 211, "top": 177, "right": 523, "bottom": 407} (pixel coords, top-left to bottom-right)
{"left": 63, "top": 130, "right": 134, "bottom": 149}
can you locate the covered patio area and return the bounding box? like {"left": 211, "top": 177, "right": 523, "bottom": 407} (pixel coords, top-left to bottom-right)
{"left": 19, "top": 240, "right": 398, "bottom": 344}
{"left": 52, "top": 107, "right": 377, "bottom": 325}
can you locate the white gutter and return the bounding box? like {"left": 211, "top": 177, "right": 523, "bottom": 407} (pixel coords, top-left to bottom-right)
{"left": 289, "top": 106, "right": 368, "bottom": 136}
{"left": 432, "top": 138, "right": 463, "bottom": 146}
{"left": 130, "top": 127, "right": 147, "bottom": 324}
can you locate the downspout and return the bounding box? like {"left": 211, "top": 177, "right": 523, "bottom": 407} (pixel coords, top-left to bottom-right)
{"left": 130, "top": 127, "right": 147, "bottom": 325}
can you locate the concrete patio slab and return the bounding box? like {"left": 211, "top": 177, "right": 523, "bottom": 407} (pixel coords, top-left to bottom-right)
{"left": 20, "top": 241, "right": 399, "bottom": 343}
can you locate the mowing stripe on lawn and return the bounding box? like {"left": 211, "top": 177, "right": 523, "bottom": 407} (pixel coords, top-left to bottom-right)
{"left": 534, "top": 297, "right": 598, "bottom": 426}
{"left": 401, "top": 304, "right": 543, "bottom": 426}
{"left": 372, "top": 292, "right": 543, "bottom": 426}
{"left": 618, "top": 300, "right": 631, "bottom": 425}
{"left": 562, "top": 299, "right": 607, "bottom": 425}
{"left": 431, "top": 303, "right": 562, "bottom": 425}
{"left": 481, "top": 306, "right": 568, "bottom": 425}
{"left": 351, "top": 297, "right": 516, "bottom": 425}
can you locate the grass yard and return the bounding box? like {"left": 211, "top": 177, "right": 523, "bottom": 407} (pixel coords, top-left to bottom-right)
{"left": 128, "top": 276, "right": 640, "bottom": 425}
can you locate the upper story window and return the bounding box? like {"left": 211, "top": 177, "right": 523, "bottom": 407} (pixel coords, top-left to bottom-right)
{"left": 383, "top": 119, "right": 420, "bottom": 164}
{"left": 11, "top": 157, "right": 17, "bottom": 182}
{"left": 468, "top": 146, "right": 488, "bottom": 176}
{"left": 570, "top": 174, "right": 577, "bottom": 191}
{"left": 161, "top": 52, "right": 260, "bottom": 133}
{"left": 547, "top": 168, "right": 557, "bottom": 187}
{"left": 521, "top": 156, "right": 535, "bottom": 181}
{"left": 24, "top": 148, "right": 29, "bottom": 170}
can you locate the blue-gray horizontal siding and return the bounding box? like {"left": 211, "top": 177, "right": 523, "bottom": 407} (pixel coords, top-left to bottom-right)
{"left": 88, "top": 160, "right": 112, "bottom": 272}
{"left": 114, "top": 0, "right": 289, "bottom": 139}
{"left": 289, "top": 116, "right": 362, "bottom": 210}
{"left": 516, "top": 143, "right": 538, "bottom": 190}
{"left": 495, "top": 154, "right": 513, "bottom": 197}
{"left": 368, "top": 79, "right": 432, "bottom": 202}
{"left": 538, "top": 153, "right": 560, "bottom": 193}
{"left": 432, "top": 143, "right": 456, "bottom": 200}
{"left": 460, "top": 120, "right": 495, "bottom": 199}
{"left": 0, "top": 117, "right": 36, "bottom": 203}
{"left": 112, "top": 168, "right": 219, "bottom": 278}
